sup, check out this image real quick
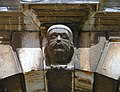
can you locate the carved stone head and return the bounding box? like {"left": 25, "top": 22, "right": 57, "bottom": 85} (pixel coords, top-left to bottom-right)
{"left": 44, "top": 24, "right": 74, "bottom": 65}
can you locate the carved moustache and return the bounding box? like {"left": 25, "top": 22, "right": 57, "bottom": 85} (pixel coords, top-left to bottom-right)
{"left": 48, "top": 41, "right": 70, "bottom": 52}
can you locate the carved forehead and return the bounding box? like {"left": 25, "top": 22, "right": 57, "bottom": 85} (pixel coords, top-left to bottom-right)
{"left": 47, "top": 24, "right": 73, "bottom": 36}
{"left": 48, "top": 29, "right": 70, "bottom": 36}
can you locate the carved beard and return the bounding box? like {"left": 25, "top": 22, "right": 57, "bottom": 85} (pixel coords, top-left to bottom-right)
{"left": 49, "top": 40, "right": 70, "bottom": 52}
{"left": 45, "top": 41, "right": 74, "bottom": 65}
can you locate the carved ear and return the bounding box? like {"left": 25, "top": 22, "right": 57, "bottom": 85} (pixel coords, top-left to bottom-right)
{"left": 67, "top": 45, "right": 74, "bottom": 63}
{"left": 44, "top": 45, "right": 51, "bottom": 66}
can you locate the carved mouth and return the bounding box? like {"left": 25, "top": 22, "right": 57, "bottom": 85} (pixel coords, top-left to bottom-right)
{"left": 49, "top": 42, "right": 69, "bottom": 52}
{"left": 54, "top": 48, "right": 65, "bottom": 52}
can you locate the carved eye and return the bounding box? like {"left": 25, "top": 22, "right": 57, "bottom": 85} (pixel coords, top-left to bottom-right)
{"left": 51, "top": 34, "right": 57, "bottom": 39}
{"left": 61, "top": 34, "right": 68, "bottom": 39}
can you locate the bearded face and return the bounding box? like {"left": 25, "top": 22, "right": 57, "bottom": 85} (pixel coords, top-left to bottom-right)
{"left": 45, "top": 28, "right": 74, "bottom": 65}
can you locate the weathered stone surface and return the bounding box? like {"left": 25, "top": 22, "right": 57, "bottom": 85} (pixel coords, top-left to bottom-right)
{"left": 93, "top": 73, "right": 119, "bottom": 92}
{"left": 21, "top": 0, "right": 99, "bottom": 4}
{"left": 17, "top": 48, "right": 43, "bottom": 72}
{"left": 0, "top": 12, "right": 24, "bottom": 17}
{"left": 0, "top": 31, "right": 11, "bottom": 44}
{"left": 0, "top": 0, "right": 20, "bottom": 8}
{"left": 90, "top": 34, "right": 106, "bottom": 71}
{"left": 96, "top": 42, "right": 120, "bottom": 80}
{"left": 21, "top": 3, "right": 98, "bottom": 30}
{"left": 0, "top": 12, "right": 25, "bottom": 31}
{"left": 24, "top": 16, "right": 40, "bottom": 31}
{"left": 93, "top": 42, "right": 120, "bottom": 92}
{"left": 0, "top": 17, "right": 23, "bottom": 25}
{"left": 75, "top": 70, "right": 94, "bottom": 92}
{"left": 83, "top": 12, "right": 120, "bottom": 31}
{"left": 38, "top": 16, "right": 84, "bottom": 23}
{"left": 109, "top": 32, "right": 120, "bottom": 42}
{"left": 25, "top": 4, "right": 97, "bottom": 11}
{"left": 0, "top": 1, "right": 120, "bottom": 92}
{"left": 34, "top": 9, "right": 87, "bottom": 17}
{"left": 1, "top": 74, "right": 26, "bottom": 92}
{"left": 0, "top": 45, "right": 25, "bottom": 92}
{"left": 100, "top": 0, "right": 120, "bottom": 10}
{"left": 74, "top": 32, "right": 106, "bottom": 71}
{"left": 12, "top": 32, "right": 41, "bottom": 50}
{"left": 25, "top": 70, "right": 45, "bottom": 92}
{"left": 12, "top": 32, "right": 23, "bottom": 50}
{"left": 12, "top": 32, "right": 43, "bottom": 72}
{"left": 0, "top": 45, "right": 22, "bottom": 78}
{"left": 45, "top": 69, "right": 73, "bottom": 92}
{"left": 12, "top": 31, "right": 44, "bottom": 92}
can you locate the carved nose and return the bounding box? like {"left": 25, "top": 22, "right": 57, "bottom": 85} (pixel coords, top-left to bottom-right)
{"left": 57, "top": 35, "right": 61, "bottom": 43}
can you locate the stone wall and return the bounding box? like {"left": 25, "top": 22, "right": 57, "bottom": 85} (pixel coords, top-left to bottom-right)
{"left": 0, "top": 0, "right": 120, "bottom": 92}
